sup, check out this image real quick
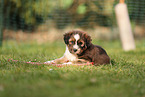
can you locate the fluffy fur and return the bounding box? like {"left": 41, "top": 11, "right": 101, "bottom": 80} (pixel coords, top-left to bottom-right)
{"left": 45, "top": 30, "right": 110, "bottom": 65}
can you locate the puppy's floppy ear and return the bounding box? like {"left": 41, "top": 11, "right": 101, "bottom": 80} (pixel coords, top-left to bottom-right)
{"left": 63, "top": 32, "right": 72, "bottom": 44}
{"left": 84, "top": 33, "right": 92, "bottom": 47}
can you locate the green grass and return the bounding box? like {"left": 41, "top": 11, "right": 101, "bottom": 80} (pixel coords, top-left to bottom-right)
{"left": 0, "top": 40, "right": 145, "bottom": 97}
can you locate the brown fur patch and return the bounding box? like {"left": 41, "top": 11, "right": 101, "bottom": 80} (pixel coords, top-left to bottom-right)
{"left": 63, "top": 30, "right": 110, "bottom": 65}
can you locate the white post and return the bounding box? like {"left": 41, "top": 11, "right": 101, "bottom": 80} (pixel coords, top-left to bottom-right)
{"left": 115, "top": 3, "right": 135, "bottom": 51}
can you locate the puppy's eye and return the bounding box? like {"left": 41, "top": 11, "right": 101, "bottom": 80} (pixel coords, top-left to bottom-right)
{"left": 78, "top": 42, "right": 83, "bottom": 45}
{"left": 70, "top": 41, "right": 74, "bottom": 44}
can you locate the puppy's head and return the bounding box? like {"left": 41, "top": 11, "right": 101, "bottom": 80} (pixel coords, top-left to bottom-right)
{"left": 64, "top": 30, "right": 92, "bottom": 55}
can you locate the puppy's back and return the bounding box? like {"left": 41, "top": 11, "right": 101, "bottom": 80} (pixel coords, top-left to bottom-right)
{"left": 93, "top": 45, "right": 110, "bottom": 65}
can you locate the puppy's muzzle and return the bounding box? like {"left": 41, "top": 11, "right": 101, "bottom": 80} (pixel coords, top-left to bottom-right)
{"left": 73, "top": 49, "right": 77, "bottom": 52}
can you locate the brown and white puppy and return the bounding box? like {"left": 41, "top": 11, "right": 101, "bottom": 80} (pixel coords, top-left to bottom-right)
{"left": 45, "top": 30, "right": 110, "bottom": 65}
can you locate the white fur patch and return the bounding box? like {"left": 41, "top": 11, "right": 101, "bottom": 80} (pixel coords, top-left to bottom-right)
{"left": 73, "top": 44, "right": 79, "bottom": 49}
{"left": 74, "top": 34, "right": 80, "bottom": 41}
{"left": 63, "top": 46, "right": 77, "bottom": 61}
{"left": 73, "top": 34, "right": 80, "bottom": 49}
{"left": 62, "top": 62, "right": 72, "bottom": 65}
{"left": 44, "top": 60, "right": 55, "bottom": 64}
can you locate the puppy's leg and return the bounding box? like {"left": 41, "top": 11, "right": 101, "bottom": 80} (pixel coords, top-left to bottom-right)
{"left": 72, "top": 59, "right": 89, "bottom": 64}
{"left": 54, "top": 56, "right": 69, "bottom": 64}
{"left": 44, "top": 56, "right": 68, "bottom": 64}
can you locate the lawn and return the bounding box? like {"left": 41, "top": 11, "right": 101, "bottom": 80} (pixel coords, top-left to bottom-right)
{"left": 0, "top": 40, "right": 145, "bottom": 97}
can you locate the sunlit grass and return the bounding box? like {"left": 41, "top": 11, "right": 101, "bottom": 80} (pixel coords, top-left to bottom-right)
{"left": 0, "top": 39, "right": 145, "bottom": 97}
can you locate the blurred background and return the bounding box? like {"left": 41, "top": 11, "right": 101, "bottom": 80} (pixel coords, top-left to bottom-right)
{"left": 0, "top": 0, "right": 145, "bottom": 44}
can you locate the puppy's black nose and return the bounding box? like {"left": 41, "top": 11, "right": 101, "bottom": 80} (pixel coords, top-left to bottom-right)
{"left": 73, "top": 49, "right": 77, "bottom": 52}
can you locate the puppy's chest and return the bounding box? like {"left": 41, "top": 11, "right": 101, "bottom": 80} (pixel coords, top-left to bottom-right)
{"left": 64, "top": 46, "right": 78, "bottom": 61}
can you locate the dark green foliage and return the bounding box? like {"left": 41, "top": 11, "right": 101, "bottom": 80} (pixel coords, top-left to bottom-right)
{"left": 126, "top": 0, "right": 145, "bottom": 25}
{"left": 1, "top": 0, "right": 144, "bottom": 31}
{"left": 2, "top": 0, "right": 51, "bottom": 31}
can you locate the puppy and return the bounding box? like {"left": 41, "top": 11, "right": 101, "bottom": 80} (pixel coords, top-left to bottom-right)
{"left": 45, "top": 30, "right": 110, "bottom": 65}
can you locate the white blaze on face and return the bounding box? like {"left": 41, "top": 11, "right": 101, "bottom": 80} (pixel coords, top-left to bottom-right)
{"left": 74, "top": 34, "right": 80, "bottom": 41}
{"left": 73, "top": 34, "right": 80, "bottom": 49}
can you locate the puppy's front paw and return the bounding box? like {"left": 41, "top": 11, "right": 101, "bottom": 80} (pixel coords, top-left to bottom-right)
{"left": 44, "top": 60, "right": 55, "bottom": 64}
{"left": 62, "top": 62, "right": 72, "bottom": 65}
